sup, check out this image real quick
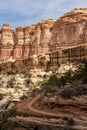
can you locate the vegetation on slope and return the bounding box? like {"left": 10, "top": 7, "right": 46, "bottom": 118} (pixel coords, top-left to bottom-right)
{"left": 41, "top": 60, "right": 87, "bottom": 99}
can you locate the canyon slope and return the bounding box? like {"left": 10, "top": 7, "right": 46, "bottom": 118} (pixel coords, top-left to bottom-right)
{"left": 9, "top": 61, "right": 87, "bottom": 130}
{"left": 1, "top": 8, "right": 87, "bottom": 62}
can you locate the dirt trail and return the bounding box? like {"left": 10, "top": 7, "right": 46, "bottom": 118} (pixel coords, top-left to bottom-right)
{"left": 10, "top": 94, "right": 87, "bottom": 130}
{"left": 27, "top": 95, "right": 67, "bottom": 118}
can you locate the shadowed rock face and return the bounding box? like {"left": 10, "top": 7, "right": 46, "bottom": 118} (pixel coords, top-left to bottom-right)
{"left": 0, "top": 8, "right": 87, "bottom": 62}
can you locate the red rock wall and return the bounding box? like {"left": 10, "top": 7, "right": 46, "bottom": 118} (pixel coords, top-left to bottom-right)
{"left": 1, "top": 8, "right": 87, "bottom": 62}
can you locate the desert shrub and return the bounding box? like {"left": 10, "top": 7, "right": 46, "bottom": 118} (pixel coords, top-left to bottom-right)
{"left": 57, "top": 76, "right": 66, "bottom": 87}
{"left": 7, "top": 71, "right": 15, "bottom": 75}
{"left": 61, "top": 84, "right": 87, "bottom": 99}
{"left": 64, "top": 69, "right": 73, "bottom": 82}
{"left": 61, "top": 87, "right": 78, "bottom": 99}
{"left": 72, "top": 60, "right": 87, "bottom": 81}
{"left": 0, "top": 108, "right": 16, "bottom": 130}
{"left": 63, "top": 117, "right": 74, "bottom": 126}
{"left": 67, "top": 118, "right": 74, "bottom": 126}
{"left": 43, "top": 85, "right": 57, "bottom": 93}
{"left": 23, "top": 70, "right": 32, "bottom": 78}
{"left": 1, "top": 109, "right": 17, "bottom": 122}
{"left": 0, "top": 121, "right": 15, "bottom": 130}
{"left": 48, "top": 74, "right": 58, "bottom": 86}
{"left": 47, "top": 70, "right": 73, "bottom": 87}
{"left": 40, "top": 78, "right": 49, "bottom": 87}
{"left": 20, "top": 94, "right": 28, "bottom": 100}
{"left": 42, "top": 61, "right": 87, "bottom": 95}
{"left": 48, "top": 74, "right": 64, "bottom": 87}
{"left": 63, "top": 116, "right": 69, "bottom": 121}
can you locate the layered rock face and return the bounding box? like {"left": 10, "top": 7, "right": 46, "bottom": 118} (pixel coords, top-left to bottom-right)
{"left": 50, "top": 8, "right": 87, "bottom": 50}
{"left": 0, "top": 20, "right": 55, "bottom": 62}
{"left": 1, "top": 8, "right": 87, "bottom": 62}
{"left": 0, "top": 24, "right": 14, "bottom": 61}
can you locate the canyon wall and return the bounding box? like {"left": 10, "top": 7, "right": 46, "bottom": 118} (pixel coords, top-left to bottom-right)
{"left": 0, "top": 8, "right": 87, "bottom": 62}
{"left": 0, "top": 43, "right": 87, "bottom": 73}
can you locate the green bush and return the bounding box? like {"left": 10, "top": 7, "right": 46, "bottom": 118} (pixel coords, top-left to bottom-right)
{"left": 64, "top": 69, "right": 73, "bottom": 82}
{"left": 0, "top": 108, "right": 16, "bottom": 130}
{"left": 20, "top": 94, "right": 28, "bottom": 100}
{"left": 0, "top": 122, "right": 15, "bottom": 130}
{"left": 48, "top": 74, "right": 58, "bottom": 86}
{"left": 48, "top": 70, "right": 73, "bottom": 87}
{"left": 57, "top": 76, "right": 66, "bottom": 87}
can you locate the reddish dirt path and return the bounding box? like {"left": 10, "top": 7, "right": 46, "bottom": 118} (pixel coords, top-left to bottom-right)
{"left": 27, "top": 94, "right": 66, "bottom": 118}
{"left": 20, "top": 94, "right": 87, "bottom": 120}
{"left": 12, "top": 94, "right": 87, "bottom": 130}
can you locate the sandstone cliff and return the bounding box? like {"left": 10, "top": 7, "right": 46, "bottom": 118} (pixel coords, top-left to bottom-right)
{"left": 0, "top": 8, "right": 87, "bottom": 62}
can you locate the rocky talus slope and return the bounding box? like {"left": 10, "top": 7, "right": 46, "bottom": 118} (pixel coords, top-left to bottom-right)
{"left": 1, "top": 8, "right": 87, "bottom": 62}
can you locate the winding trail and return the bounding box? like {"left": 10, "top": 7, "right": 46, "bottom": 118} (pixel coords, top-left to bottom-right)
{"left": 9, "top": 92, "right": 87, "bottom": 130}
{"left": 10, "top": 94, "right": 87, "bottom": 129}
{"left": 26, "top": 94, "right": 86, "bottom": 117}
{"left": 27, "top": 94, "right": 67, "bottom": 118}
